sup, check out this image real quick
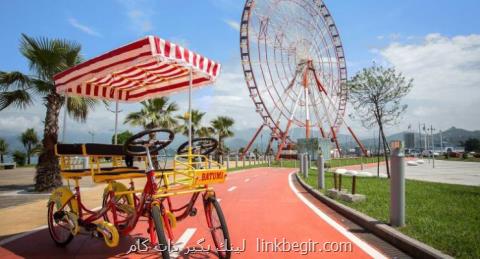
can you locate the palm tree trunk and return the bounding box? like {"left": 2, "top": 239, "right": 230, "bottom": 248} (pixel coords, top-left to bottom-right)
{"left": 216, "top": 134, "right": 221, "bottom": 162}
{"left": 27, "top": 144, "right": 31, "bottom": 165}
{"left": 35, "top": 93, "right": 63, "bottom": 191}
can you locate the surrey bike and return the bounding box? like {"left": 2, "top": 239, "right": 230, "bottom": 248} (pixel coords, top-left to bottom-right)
{"left": 102, "top": 131, "right": 231, "bottom": 259}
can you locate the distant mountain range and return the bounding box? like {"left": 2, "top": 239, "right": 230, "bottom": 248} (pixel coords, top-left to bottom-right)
{"left": 225, "top": 126, "right": 480, "bottom": 151}
{"left": 2, "top": 126, "right": 479, "bottom": 155}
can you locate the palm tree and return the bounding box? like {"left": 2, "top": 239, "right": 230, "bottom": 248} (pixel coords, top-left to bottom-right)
{"left": 124, "top": 97, "right": 178, "bottom": 130}
{"left": 197, "top": 126, "right": 214, "bottom": 138}
{"left": 0, "top": 138, "right": 8, "bottom": 163}
{"left": 20, "top": 128, "right": 39, "bottom": 165}
{"left": 176, "top": 109, "right": 206, "bottom": 138}
{"left": 0, "top": 34, "right": 98, "bottom": 191}
{"left": 211, "top": 116, "right": 235, "bottom": 154}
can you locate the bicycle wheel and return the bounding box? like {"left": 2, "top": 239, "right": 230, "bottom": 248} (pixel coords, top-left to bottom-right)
{"left": 151, "top": 205, "right": 171, "bottom": 259}
{"left": 102, "top": 183, "right": 135, "bottom": 233}
{"left": 204, "top": 197, "right": 231, "bottom": 259}
{"left": 47, "top": 201, "right": 74, "bottom": 246}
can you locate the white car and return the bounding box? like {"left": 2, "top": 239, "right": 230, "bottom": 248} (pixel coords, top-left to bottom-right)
{"left": 421, "top": 150, "right": 431, "bottom": 156}
{"left": 421, "top": 150, "right": 439, "bottom": 157}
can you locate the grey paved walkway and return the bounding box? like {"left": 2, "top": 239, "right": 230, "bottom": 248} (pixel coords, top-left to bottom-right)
{"left": 0, "top": 167, "right": 96, "bottom": 209}
{"left": 362, "top": 159, "right": 480, "bottom": 186}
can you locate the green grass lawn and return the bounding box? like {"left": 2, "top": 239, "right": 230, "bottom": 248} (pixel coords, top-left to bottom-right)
{"left": 269, "top": 156, "right": 385, "bottom": 169}
{"left": 325, "top": 156, "right": 385, "bottom": 168}
{"left": 301, "top": 169, "right": 480, "bottom": 258}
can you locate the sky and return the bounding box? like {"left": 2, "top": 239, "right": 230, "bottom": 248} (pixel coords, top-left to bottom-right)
{"left": 1, "top": 0, "right": 479, "bottom": 144}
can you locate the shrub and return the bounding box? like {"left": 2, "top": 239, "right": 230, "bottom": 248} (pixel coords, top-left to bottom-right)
{"left": 12, "top": 150, "right": 27, "bottom": 166}
{"left": 462, "top": 152, "right": 468, "bottom": 160}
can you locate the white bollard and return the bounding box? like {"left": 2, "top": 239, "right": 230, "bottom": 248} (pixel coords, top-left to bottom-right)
{"left": 303, "top": 153, "right": 309, "bottom": 178}
{"left": 390, "top": 147, "right": 405, "bottom": 227}
{"left": 317, "top": 154, "right": 325, "bottom": 189}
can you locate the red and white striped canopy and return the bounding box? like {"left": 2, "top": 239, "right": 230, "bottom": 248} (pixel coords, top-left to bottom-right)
{"left": 54, "top": 35, "right": 221, "bottom": 102}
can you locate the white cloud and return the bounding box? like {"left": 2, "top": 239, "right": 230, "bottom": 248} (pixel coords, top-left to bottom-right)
{"left": 168, "top": 62, "right": 262, "bottom": 131}
{"left": 68, "top": 18, "right": 102, "bottom": 37}
{"left": 224, "top": 19, "right": 240, "bottom": 31}
{"left": 378, "top": 33, "right": 480, "bottom": 131}
{"left": 118, "top": 0, "right": 154, "bottom": 34}
{"left": 198, "top": 67, "right": 261, "bottom": 129}
{"left": 0, "top": 115, "right": 42, "bottom": 133}
{"left": 0, "top": 63, "right": 259, "bottom": 143}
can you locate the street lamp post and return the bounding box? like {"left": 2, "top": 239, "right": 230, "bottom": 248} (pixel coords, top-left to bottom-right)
{"left": 430, "top": 125, "right": 436, "bottom": 168}
{"left": 439, "top": 129, "right": 444, "bottom": 152}
{"left": 105, "top": 101, "right": 122, "bottom": 145}
{"left": 423, "top": 124, "right": 428, "bottom": 151}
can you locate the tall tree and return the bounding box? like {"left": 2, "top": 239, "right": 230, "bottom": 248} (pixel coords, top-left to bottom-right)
{"left": 124, "top": 97, "right": 178, "bottom": 130}
{"left": 112, "top": 130, "right": 134, "bottom": 145}
{"left": 348, "top": 64, "right": 413, "bottom": 177}
{"left": 20, "top": 128, "right": 39, "bottom": 165}
{"left": 211, "top": 116, "right": 235, "bottom": 155}
{"left": 176, "top": 109, "right": 206, "bottom": 138}
{"left": 0, "top": 138, "right": 8, "bottom": 163}
{"left": 0, "top": 34, "right": 98, "bottom": 191}
{"left": 197, "top": 126, "right": 214, "bottom": 138}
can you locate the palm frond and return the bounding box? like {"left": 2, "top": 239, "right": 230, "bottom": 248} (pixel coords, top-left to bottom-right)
{"left": 124, "top": 111, "right": 146, "bottom": 126}
{"left": 20, "top": 34, "right": 82, "bottom": 80}
{"left": 126, "top": 97, "right": 179, "bottom": 131}
{"left": 30, "top": 78, "right": 54, "bottom": 95}
{"left": 20, "top": 128, "right": 39, "bottom": 148}
{"left": 211, "top": 116, "right": 235, "bottom": 138}
{"left": 0, "top": 90, "right": 32, "bottom": 110}
{"left": 197, "top": 126, "right": 215, "bottom": 138}
{"left": 0, "top": 71, "right": 32, "bottom": 91}
{"left": 66, "top": 96, "right": 98, "bottom": 122}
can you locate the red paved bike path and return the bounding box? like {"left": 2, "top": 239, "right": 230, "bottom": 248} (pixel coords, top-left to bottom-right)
{"left": 0, "top": 168, "right": 386, "bottom": 258}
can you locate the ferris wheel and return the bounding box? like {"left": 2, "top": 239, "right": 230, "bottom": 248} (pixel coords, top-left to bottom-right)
{"left": 239, "top": 0, "right": 366, "bottom": 159}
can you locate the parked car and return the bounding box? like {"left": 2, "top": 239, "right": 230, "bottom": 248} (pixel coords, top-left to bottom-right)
{"left": 421, "top": 150, "right": 431, "bottom": 156}
{"left": 421, "top": 150, "right": 439, "bottom": 157}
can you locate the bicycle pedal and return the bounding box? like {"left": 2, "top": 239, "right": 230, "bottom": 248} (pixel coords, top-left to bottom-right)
{"left": 189, "top": 207, "right": 197, "bottom": 217}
